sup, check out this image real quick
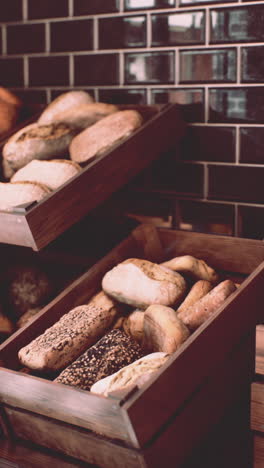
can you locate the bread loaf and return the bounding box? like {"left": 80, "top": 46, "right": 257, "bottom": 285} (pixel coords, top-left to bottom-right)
{"left": 0, "top": 87, "right": 22, "bottom": 135}
{"left": 177, "top": 280, "right": 213, "bottom": 314}
{"left": 123, "top": 309, "right": 145, "bottom": 344}
{"left": 54, "top": 329, "right": 145, "bottom": 391}
{"left": 0, "top": 181, "right": 50, "bottom": 211}
{"left": 2, "top": 122, "right": 76, "bottom": 171}
{"left": 143, "top": 304, "right": 190, "bottom": 354}
{"left": 11, "top": 159, "right": 81, "bottom": 190}
{"left": 38, "top": 90, "right": 94, "bottom": 125}
{"left": 17, "top": 307, "right": 42, "bottom": 328}
{"left": 91, "top": 352, "right": 169, "bottom": 396}
{"left": 18, "top": 291, "right": 122, "bottom": 372}
{"left": 102, "top": 258, "right": 187, "bottom": 310}
{"left": 70, "top": 109, "right": 143, "bottom": 164}
{"left": 161, "top": 255, "right": 218, "bottom": 283}
{"left": 43, "top": 102, "right": 118, "bottom": 131}
{"left": 178, "top": 279, "right": 237, "bottom": 331}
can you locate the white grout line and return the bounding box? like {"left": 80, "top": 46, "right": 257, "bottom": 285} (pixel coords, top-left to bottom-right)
{"left": 2, "top": 26, "right": 6, "bottom": 55}
{"left": 235, "top": 126, "right": 240, "bottom": 164}
{"left": 205, "top": 7, "right": 210, "bottom": 47}
{"left": 45, "top": 22, "right": 50, "bottom": 54}
{"left": 237, "top": 45, "right": 241, "bottom": 84}
{"left": 69, "top": 54, "right": 74, "bottom": 87}
{"left": 119, "top": 0, "right": 124, "bottom": 13}
{"left": 146, "top": 12, "right": 151, "bottom": 48}
{"left": 24, "top": 56, "right": 28, "bottom": 87}
{"left": 119, "top": 51, "right": 125, "bottom": 86}
{"left": 94, "top": 17, "right": 98, "bottom": 50}
{"left": 22, "top": 0, "right": 27, "bottom": 21}
{"left": 204, "top": 86, "right": 209, "bottom": 123}
{"left": 234, "top": 203, "right": 239, "bottom": 236}
{"left": 68, "top": 0, "right": 73, "bottom": 17}
{"left": 204, "top": 163, "right": 209, "bottom": 199}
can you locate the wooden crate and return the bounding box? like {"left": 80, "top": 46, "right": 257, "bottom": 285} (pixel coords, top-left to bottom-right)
{"left": 0, "top": 224, "right": 263, "bottom": 468}
{"left": 0, "top": 104, "right": 186, "bottom": 251}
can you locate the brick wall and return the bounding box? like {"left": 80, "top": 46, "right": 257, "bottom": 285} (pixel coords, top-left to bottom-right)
{"left": 0, "top": 0, "right": 263, "bottom": 239}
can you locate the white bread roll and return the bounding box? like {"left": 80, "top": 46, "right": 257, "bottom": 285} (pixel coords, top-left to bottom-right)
{"left": 43, "top": 102, "right": 118, "bottom": 131}
{"left": 0, "top": 181, "right": 50, "bottom": 211}
{"left": 2, "top": 122, "right": 76, "bottom": 171}
{"left": 18, "top": 291, "right": 122, "bottom": 372}
{"left": 70, "top": 109, "right": 143, "bottom": 164}
{"left": 161, "top": 255, "right": 219, "bottom": 283}
{"left": 11, "top": 159, "right": 81, "bottom": 190}
{"left": 38, "top": 90, "right": 94, "bottom": 125}
{"left": 91, "top": 352, "right": 169, "bottom": 396}
{"left": 102, "top": 258, "right": 187, "bottom": 310}
{"left": 143, "top": 305, "right": 190, "bottom": 354}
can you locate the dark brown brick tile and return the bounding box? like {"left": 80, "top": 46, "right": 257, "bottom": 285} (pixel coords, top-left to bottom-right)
{"left": 152, "top": 11, "right": 205, "bottom": 46}
{"left": 29, "top": 56, "right": 69, "bottom": 86}
{"left": 151, "top": 88, "right": 205, "bottom": 122}
{"left": 99, "top": 16, "right": 146, "bottom": 49}
{"left": 0, "top": 0, "right": 22, "bottom": 22}
{"left": 125, "top": 51, "right": 175, "bottom": 84}
{"left": 180, "top": 49, "right": 236, "bottom": 83}
{"left": 125, "top": 0, "right": 174, "bottom": 10}
{"left": 7, "top": 24, "right": 45, "bottom": 55}
{"left": 74, "top": 0, "right": 119, "bottom": 15}
{"left": 208, "top": 165, "right": 264, "bottom": 204}
{"left": 50, "top": 20, "right": 93, "bottom": 52}
{"left": 240, "top": 128, "right": 264, "bottom": 165}
{"left": 209, "top": 87, "right": 264, "bottom": 123}
{"left": 74, "top": 54, "right": 119, "bottom": 86}
{"left": 28, "top": 0, "right": 69, "bottom": 19}
{"left": 0, "top": 58, "right": 24, "bottom": 86}
{"left": 241, "top": 46, "right": 264, "bottom": 83}
{"left": 182, "top": 126, "right": 236, "bottom": 162}
{"left": 98, "top": 88, "right": 147, "bottom": 105}
{"left": 238, "top": 205, "right": 264, "bottom": 240}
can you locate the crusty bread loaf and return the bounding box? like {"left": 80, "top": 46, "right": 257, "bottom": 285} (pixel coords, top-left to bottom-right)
{"left": 18, "top": 291, "right": 122, "bottom": 372}
{"left": 0, "top": 181, "right": 50, "bottom": 211}
{"left": 43, "top": 102, "right": 118, "bottom": 131}
{"left": 0, "top": 87, "right": 22, "bottom": 135}
{"left": 2, "top": 159, "right": 16, "bottom": 180}
{"left": 54, "top": 329, "right": 145, "bottom": 391}
{"left": 161, "top": 255, "right": 219, "bottom": 283}
{"left": 177, "top": 280, "right": 213, "bottom": 314}
{"left": 0, "top": 312, "right": 14, "bottom": 335}
{"left": 38, "top": 90, "right": 94, "bottom": 125}
{"left": 70, "top": 109, "right": 143, "bottom": 164}
{"left": 17, "top": 307, "right": 42, "bottom": 328}
{"left": 11, "top": 159, "right": 81, "bottom": 190}
{"left": 102, "top": 258, "right": 187, "bottom": 310}
{"left": 178, "top": 279, "right": 237, "bottom": 331}
{"left": 91, "top": 352, "right": 169, "bottom": 396}
{"left": 2, "top": 122, "right": 76, "bottom": 171}
{"left": 123, "top": 309, "right": 145, "bottom": 344}
{"left": 143, "top": 304, "right": 190, "bottom": 354}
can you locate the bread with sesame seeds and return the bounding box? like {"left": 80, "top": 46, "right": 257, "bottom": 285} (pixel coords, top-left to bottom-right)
{"left": 54, "top": 329, "right": 145, "bottom": 391}
{"left": 18, "top": 291, "right": 123, "bottom": 372}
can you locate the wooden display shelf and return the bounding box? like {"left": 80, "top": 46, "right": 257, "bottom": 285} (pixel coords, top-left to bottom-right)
{"left": 0, "top": 224, "right": 263, "bottom": 467}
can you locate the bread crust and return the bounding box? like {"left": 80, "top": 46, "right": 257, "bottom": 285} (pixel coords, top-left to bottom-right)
{"left": 38, "top": 90, "right": 94, "bottom": 125}
{"left": 0, "top": 181, "right": 50, "bottom": 211}
{"left": 161, "top": 255, "right": 219, "bottom": 283}
{"left": 177, "top": 280, "right": 213, "bottom": 314}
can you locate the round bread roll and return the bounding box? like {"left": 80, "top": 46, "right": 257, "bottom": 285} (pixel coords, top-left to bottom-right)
{"left": 0, "top": 87, "right": 22, "bottom": 135}
{"left": 0, "top": 181, "right": 50, "bottom": 212}
{"left": 44, "top": 102, "right": 118, "bottom": 131}
{"left": 69, "top": 109, "right": 143, "bottom": 164}
{"left": 38, "top": 90, "right": 94, "bottom": 125}
{"left": 102, "top": 258, "right": 187, "bottom": 310}
{"left": 143, "top": 305, "right": 190, "bottom": 354}
{"left": 2, "top": 122, "right": 76, "bottom": 171}
{"left": 11, "top": 159, "right": 81, "bottom": 190}
{"left": 91, "top": 352, "right": 169, "bottom": 396}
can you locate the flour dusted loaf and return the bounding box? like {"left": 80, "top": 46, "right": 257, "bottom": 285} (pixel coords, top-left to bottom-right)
{"left": 18, "top": 291, "right": 122, "bottom": 372}
{"left": 43, "top": 102, "right": 118, "bottom": 131}
{"left": 2, "top": 122, "right": 76, "bottom": 172}
{"left": 55, "top": 329, "right": 145, "bottom": 391}
{"left": 91, "top": 352, "right": 169, "bottom": 396}
{"left": 70, "top": 109, "right": 143, "bottom": 164}
{"left": 161, "top": 255, "right": 219, "bottom": 283}
{"left": 102, "top": 258, "right": 187, "bottom": 310}
{"left": 38, "top": 90, "right": 94, "bottom": 125}
{"left": 178, "top": 279, "right": 237, "bottom": 331}
{"left": 0, "top": 181, "right": 50, "bottom": 211}
{"left": 143, "top": 305, "right": 190, "bottom": 354}
{"left": 11, "top": 159, "right": 81, "bottom": 190}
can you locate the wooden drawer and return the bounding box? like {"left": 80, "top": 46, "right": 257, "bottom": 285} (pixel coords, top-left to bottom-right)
{"left": 0, "top": 224, "right": 263, "bottom": 468}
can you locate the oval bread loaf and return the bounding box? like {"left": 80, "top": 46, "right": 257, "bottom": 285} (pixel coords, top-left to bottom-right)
{"left": 18, "top": 291, "right": 122, "bottom": 372}
{"left": 91, "top": 352, "right": 169, "bottom": 396}
{"left": 161, "top": 255, "right": 219, "bottom": 283}
{"left": 11, "top": 159, "right": 81, "bottom": 190}
{"left": 54, "top": 329, "right": 145, "bottom": 391}
{"left": 70, "top": 109, "right": 143, "bottom": 164}
{"left": 177, "top": 280, "right": 213, "bottom": 314}
{"left": 38, "top": 90, "right": 94, "bottom": 125}
{"left": 2, "top": 122, "right": 76, "bottom": 171}
{"left": 0, "top": 181, "right": 50, "bottom": 211}
{"left": 178, "top": 279, "right": 237, "bottom": 331}
{"left": 123, "top": 309, "right": 145, "bottom": 343}
{"left": 102, "top": 258, "right": 187, "bottom": 310}
{"left": 143, "top": 304, "right": 190, "bottom": 354}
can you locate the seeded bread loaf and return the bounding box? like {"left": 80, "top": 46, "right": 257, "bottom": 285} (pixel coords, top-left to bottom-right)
{"left": 91, "top": 352, "right": 169, "bottom": 396}
{"left": 0, "top": 181, "right": 50, "bottom": 211}
{"left": 161, "top": 255, "right": 219, "bottom": 283}
{"left": 38, "top": 90, "right": 94, "bottom": 125}
{"left": 11, "top": 159, "right": 81, "bottom": 190}
{"left": 18, "top": 291, "right": 122, "bottom": 372}
{"left": 102, "top": 258, "right": 187, "bottom": 310}
{"left": 44, "top": 102, "right": 118, "bottom": 131}
{"left": 143, "top": 305, "right": 190, "bottom": 354}
{"left": 178, "top": 279, "right": 237, "bottom": 331}
{"left": 2, "top": 122, "right": 76, "bottom": 172}
{"left": 70, "top": 109, "right": 143, "bottom": 164}
{"left": 54, "top": 329, "right": 145, "bottom": 391}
